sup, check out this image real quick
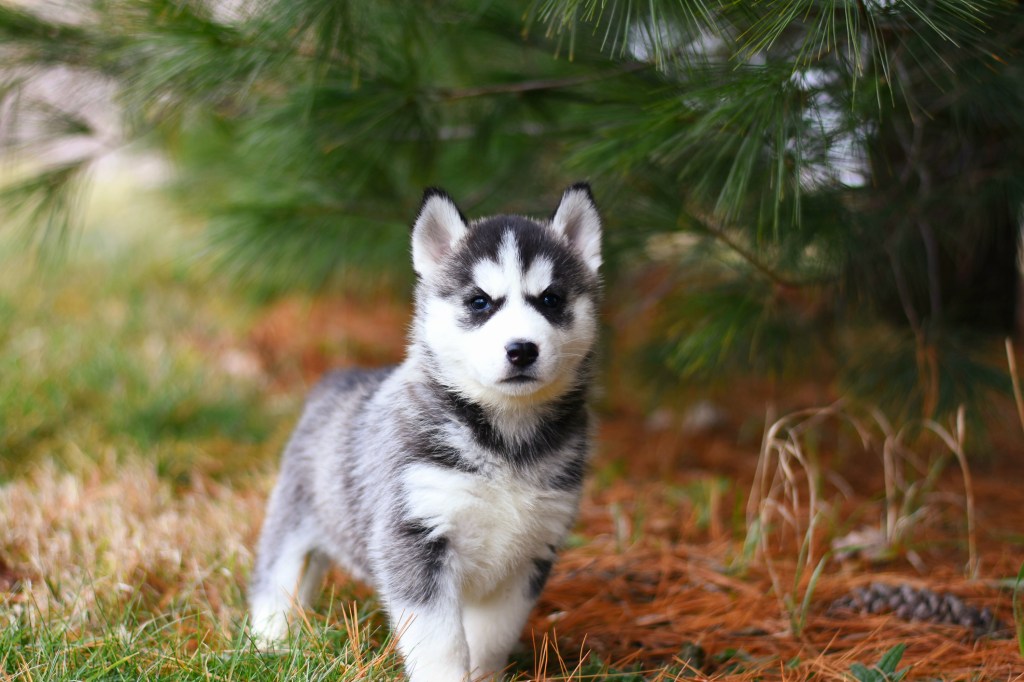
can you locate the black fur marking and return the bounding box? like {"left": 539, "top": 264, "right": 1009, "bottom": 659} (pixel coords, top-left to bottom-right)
{"left": 430, "top": 376, "right": 590, "bottom": 468}
{"left": 417, "top": 187, "right": 468, "bottom": 228}
{"left": 568, "top": 181, "right": 593, "bottom": 196}
{"left": 525, "top": 291, "right": 574, "bottom": 327}
{"left": 411, "top": 442, "right": 480, "bottom": 474}
{"left": 549, "top": 446, "right": 588, "bottom": 491}
{"left": 549, "top": 182, "right": 595, "bottom": 222}
{"left": 457, "top": 295, "right": 506, "bottom": 330}
{"left": 438, "top": 218, "right": 597, "bottom": 301}
{"left": 391, "top": 520, "right": 450, "bottom": 605}
{"left": 529, "top": 558, "right": 554, "bottom": 598}
{"left": 401, "top": 377, "right": 482, "bottom": 474}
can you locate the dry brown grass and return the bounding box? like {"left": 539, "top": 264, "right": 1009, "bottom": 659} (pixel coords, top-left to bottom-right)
{"left": 0, "top": 458, "right": 268, "bottom": 640}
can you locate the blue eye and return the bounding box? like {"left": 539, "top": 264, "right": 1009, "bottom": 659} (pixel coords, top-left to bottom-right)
{"left": 469, "top": 295, "right": 491, "bottom": 312}
{"left": 541, "top": 292, "right": 562, "bottom": 308}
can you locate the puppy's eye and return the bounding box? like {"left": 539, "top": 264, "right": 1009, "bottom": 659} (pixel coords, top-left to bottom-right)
{"left": 468, "top": 295, "right": 491, "bottom": 312}
{"left": 541, "top": 292, "right": 562, "bottom": 308}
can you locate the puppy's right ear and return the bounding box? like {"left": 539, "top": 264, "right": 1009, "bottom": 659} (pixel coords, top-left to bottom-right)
{"left": 411, "top": 188, "right": 469, "bottom": 279}
{"left": 550, "top": 182, "right": 601, "bottom": 274}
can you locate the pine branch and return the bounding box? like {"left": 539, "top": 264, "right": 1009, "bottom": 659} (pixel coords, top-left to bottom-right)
{"left": 438, "top": 61, "right": 650, "bottom": 100}
{"left": 686, "top": 206, "right": 831, "bottom": 290}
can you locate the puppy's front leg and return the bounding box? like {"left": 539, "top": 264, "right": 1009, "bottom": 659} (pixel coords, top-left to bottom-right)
{"left": 463, "top": 557, "right": 552, "bottom": 680}
{"left": 380, "top": 521, "right": 469, "bottom": 682}
{"left": 389, "top": 599, "right": 469, "bottom": 682}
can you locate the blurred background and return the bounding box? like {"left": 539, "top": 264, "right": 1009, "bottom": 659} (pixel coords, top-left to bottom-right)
{"left": 2, "top": 1, "right": 1024, "bottom": 678}
{"left": 5, "top": 0, "right": 1024, "bottom": 431}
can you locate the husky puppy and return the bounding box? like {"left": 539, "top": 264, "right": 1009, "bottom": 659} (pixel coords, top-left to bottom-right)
{"left": 249, "top": 184, "right": 602, "bottom": 682}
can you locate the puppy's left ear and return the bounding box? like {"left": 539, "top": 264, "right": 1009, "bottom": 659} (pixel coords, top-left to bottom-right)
{"left": 550, "top": 182, "right": 602, "bottom": 274}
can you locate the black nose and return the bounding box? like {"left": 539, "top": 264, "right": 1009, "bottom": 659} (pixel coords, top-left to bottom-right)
{"left": 505, "top": 341, "right": 539, "bottom": 368}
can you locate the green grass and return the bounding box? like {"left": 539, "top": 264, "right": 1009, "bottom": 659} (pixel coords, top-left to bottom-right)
{"left": 3, "top": 595, "right": 403, "bottom": 681}
{"left": 849, "top": 644, "right": 909, "bottom": 682}
{"left": 0, "top": 162, "right": 292, "bottom": 482}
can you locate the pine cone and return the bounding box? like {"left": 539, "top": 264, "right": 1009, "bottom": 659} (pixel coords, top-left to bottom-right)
{"left": 828, "top": 582, "right": 1007, "bottom": 637}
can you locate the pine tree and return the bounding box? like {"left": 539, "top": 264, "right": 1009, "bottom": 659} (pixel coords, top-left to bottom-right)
{"left": 2, "top": 0, "right": 1021, "bottom": 419}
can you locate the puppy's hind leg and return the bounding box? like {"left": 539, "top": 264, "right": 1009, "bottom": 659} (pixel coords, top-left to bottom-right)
{"left": 248, "top": 477, "right": 318, "bottom": 646}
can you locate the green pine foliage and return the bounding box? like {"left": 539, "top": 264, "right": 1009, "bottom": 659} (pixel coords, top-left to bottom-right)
{"left": 2, "top": 0, "right": 1022, "bottom": 418}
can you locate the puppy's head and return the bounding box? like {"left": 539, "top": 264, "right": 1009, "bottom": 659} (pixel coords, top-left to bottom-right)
{"left": 411, "top": 184, "right": 602, "bottom": 408}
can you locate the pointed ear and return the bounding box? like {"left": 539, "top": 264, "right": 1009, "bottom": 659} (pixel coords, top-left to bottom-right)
{"left": 411, "top": 188, "right": 469, "bottom": 278}
{"left": 550, "top": 182, "right": 602, "bottom": 273}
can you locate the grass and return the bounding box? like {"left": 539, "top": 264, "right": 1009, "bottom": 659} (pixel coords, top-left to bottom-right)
{"left": 0, "top": 161, "right": 317, "bottom": 678}
{"left": 2, "top": 160, "right": 1024, "bottom": 680}
{"left": 0, "top": 162, "right": 288, "bottom": 483}
{"left": 4, "top": 593, "right": 403, "bottom": 680}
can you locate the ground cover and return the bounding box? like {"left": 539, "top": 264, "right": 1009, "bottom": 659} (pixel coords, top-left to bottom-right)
{"left": 1, "top": 170, "right": 1022, "bottom": 680}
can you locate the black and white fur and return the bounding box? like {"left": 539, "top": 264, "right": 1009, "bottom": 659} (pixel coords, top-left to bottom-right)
{"left": 248, "top": 184, "right": 602, "bottom": 682}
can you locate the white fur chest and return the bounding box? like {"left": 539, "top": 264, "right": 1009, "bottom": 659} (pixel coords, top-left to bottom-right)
{"left": 401, "top": 463, "right": 576, "bottom": 599}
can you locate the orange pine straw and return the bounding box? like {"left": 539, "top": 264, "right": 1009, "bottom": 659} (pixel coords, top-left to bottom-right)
{"left": 523, "top": 471, "right": 1023, "bottom": 680}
